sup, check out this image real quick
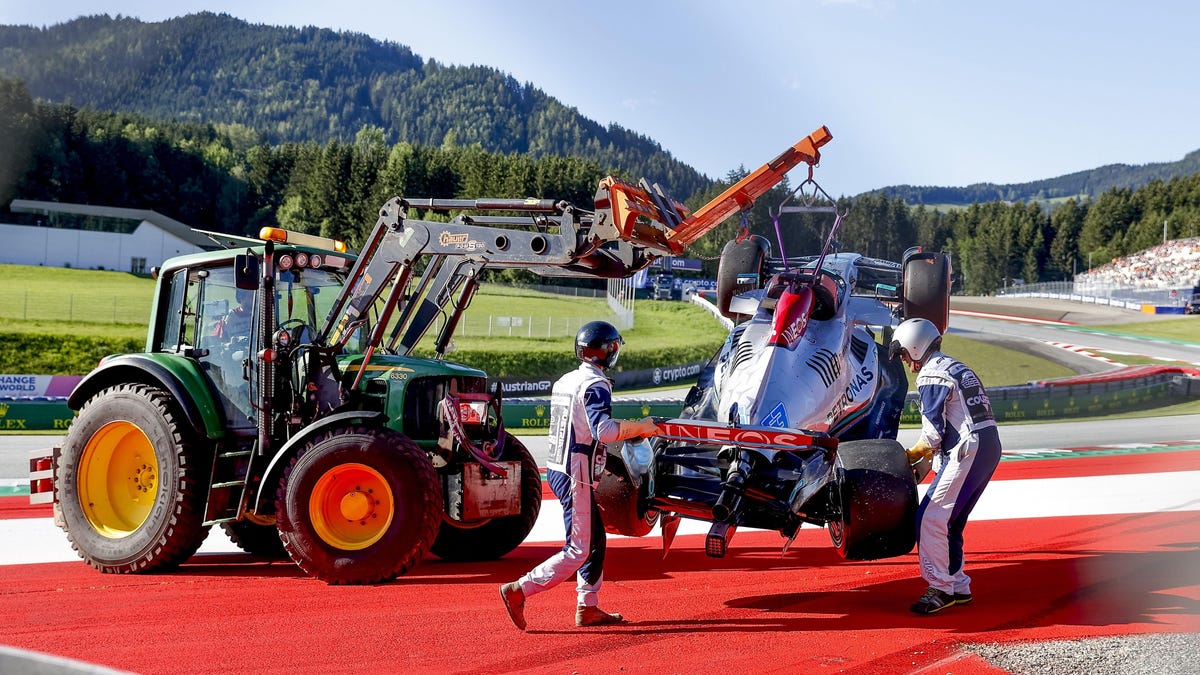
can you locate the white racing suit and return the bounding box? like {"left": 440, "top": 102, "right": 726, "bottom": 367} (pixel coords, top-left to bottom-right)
{"left": 515, "top": 362, "right": 624, "bottom": 608}
{"left": 914, "top": 352, "right": 1003, "bottom": 597}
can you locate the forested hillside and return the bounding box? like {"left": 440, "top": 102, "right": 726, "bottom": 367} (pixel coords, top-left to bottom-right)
{"left": 5, "top": 75, "right": 1200, "bottom": 295}
{"left": 872, "top": 149, "right": 1200, "bottom": 206}
{"left": 0, "top": 12, "right": 708, "bottom": 199}
{"left": 0, "top": 79, "right": 608, "bottom": 256}
{"left": 4, "top": 12, "right": 1198, "bottom": 207}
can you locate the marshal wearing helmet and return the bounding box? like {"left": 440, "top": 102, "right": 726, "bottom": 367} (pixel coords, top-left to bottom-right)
{"left": 500, "top": 321, "right": 661, "bottom": 630}
{"left": 890, "top": 318, "right": 1003, "bottom": 615}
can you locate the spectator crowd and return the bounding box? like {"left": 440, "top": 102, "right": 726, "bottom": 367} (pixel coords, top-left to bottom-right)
{"left": 1076, "top": 238, "right": 1200, "bottom": 291}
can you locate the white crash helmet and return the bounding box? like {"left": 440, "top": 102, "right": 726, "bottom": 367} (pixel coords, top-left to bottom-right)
{"left": 889, "top": 318, "right": 943, "bottom": 371}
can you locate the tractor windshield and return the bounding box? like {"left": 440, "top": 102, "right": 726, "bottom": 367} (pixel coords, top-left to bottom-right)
{"left": 276, "top": 266, "right": 368, "bottom": 355}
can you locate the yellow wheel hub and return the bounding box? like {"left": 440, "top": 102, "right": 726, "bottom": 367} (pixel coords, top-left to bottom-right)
{"left": 78, "top": 421, "right": 160, "bottom": 538}
{"left": 310, "top": 463, "right": 394, "bottom": 550}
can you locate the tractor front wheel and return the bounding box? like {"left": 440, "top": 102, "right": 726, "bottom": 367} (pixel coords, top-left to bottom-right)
{"left": 276, "top": 426, "right": 441, "bottom": 584}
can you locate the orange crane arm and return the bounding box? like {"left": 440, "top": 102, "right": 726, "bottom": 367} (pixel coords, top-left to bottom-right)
{"left": 594, "top": 126, "right": 832, "bottom": 255}
{"left": 672, "top": 125, "right": 832, "bottom": 251}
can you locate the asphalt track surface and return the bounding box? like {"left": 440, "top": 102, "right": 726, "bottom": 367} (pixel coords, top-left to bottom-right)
{"left": 1, "top": 299, "right": 1197, "bottom": 673}
{"left": 0, "top": 450, "right": 1196, "bottom": 673}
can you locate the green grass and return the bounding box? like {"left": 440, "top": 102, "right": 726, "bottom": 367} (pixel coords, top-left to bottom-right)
{"left": 0, "top": 264, "right": 155, "bottom": 324}
{"left": 1068, "top": 316, "right": 1200, "bottom": 344}
{"left": 0, "top": 265, "right": 1126, "bottom": 386}
{"left": 1093, "top": 351, "right": 1197, "bottom": 367}
{"left": 1, "top": 320, "right": 145, "bottom": 340}
{"left": 938, "top": 334, "right": 1074, "bottom": 387}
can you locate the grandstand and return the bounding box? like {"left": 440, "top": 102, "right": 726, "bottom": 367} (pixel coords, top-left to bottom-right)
{"left": 1076, "top": 238, "right": 1200, "bottom": 291}
{"left": 1001, "top": 237, "right": 1200, "bottom": 313}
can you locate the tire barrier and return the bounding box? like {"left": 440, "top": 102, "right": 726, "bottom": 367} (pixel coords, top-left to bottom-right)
{"left": 4, "top": 367, "right": 1198, "bottom": 432}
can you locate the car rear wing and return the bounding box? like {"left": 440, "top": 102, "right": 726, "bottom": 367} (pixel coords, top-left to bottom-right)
{"left": 651, "top": 418, "right": 837, "bottom": 453}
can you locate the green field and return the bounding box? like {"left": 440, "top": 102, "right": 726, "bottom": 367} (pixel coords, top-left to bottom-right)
{"left": 0, "top": 265, "right": 731, "bottom": 376}
{"left": 0, "top": 264, "right": 155, "bottom": 324}
{"left": 1066, "top": 318, "right": 1200, "bottom": 344}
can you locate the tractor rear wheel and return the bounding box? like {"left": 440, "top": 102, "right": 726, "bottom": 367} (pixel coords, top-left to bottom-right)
{"left": 828, "top": 438, "right": 917, "bottom": 560}
{"left": 57, "top": 383, "right": 211, "bottom": 573}
{"left": 430, "top": 434, "right": 542, "bottom": 562}
{"left": 276, "top": 426, "right": 441, "bottom": 584}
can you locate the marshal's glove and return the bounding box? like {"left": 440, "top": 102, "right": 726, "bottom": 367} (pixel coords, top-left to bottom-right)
{"left": 907, "top": 439, "right": 934, "bottom": 482}
{"left": 618, "top": 418, "right": 661, "bottom": 441}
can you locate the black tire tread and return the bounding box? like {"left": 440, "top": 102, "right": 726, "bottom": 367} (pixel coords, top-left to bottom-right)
{"left": 903, "top": 252, "right": 952, "bottom": 334}
{"left": 220, "top": 520, "right": 287, "bottom": 558}
{"left": 829, "top": 438, "right": 917, "bottom": 560}
{"left": 716, "top": 235, "right": 769, "bottom": 320}
{"left": 595, "top": 448, "right": 659, "bottom": 537}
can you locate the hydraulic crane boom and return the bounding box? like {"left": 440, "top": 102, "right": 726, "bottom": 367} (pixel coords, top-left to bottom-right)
{"left": 595, "top": 126, "right": 832, "bottom": 254}
{"left": 318, "top": 126, "right": 833, "bottom": 378}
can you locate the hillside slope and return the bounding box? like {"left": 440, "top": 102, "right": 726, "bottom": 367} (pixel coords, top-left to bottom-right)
{"left": 0, "top": 12, "right": 708, "bottom": 198}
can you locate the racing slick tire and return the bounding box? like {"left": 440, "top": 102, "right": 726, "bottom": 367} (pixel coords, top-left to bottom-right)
{"left": 221, "top": 516, "right": 287, "bottom": 558}
{"left": 828, "top": 438, "right": 917, "bottom": 560}
{"left": 57, "top": 383, "right": 212, "bottom": 574}
{"left": 276, "top": 426, "right": 442, "bottom": 584}
{"left": 595, "top": 448, "right": 660, "bottom": 537}
{"left": 902, "top": 251, "right": 952, "bottom": 334}
{"left": 430, "top": 434, "right": 542, "bottom": 562}
{"left": 716, "top": 234, "right": 770, "bottom": 321}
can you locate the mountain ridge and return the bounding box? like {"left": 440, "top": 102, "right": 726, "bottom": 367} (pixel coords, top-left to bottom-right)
{"left": 1, "top": 12, "right": 1197, "bottom": 205}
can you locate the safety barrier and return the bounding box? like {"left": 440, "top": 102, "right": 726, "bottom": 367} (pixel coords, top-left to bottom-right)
{"left": 3, "top": 367, "right": 1197, "bottom": 432}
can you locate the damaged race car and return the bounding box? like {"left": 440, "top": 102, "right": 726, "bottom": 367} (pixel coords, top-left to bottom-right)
{"left": 596, "top": 177, "right": 952, "bottom": 562}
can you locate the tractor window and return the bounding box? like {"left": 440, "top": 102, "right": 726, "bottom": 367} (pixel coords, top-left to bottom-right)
{"left": 195, "top": 267, "right": 256, "bottom": 428}
{"left": 159, "top": 270, "right": 188, "bottom": 350}
{"left": 156, "top": 269, "right": 203, "bottom": 352}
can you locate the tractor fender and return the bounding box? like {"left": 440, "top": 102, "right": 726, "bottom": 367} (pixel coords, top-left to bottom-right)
{"left": 66, "top": 354, "right": 224, "bottom": 439}
{"left": 253, "top": 409, "right": 388, "bottom": 512}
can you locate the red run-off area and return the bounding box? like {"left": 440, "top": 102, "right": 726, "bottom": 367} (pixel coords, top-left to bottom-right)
{"left": 1, "top": 450, "right": 1197, "bottom": 674}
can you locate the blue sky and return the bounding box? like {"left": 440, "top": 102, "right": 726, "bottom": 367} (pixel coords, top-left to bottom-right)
{"left": 4, "top": 1, "right": 1199, "bottom": 197}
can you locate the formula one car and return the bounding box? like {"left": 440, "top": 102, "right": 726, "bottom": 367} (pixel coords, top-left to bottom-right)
{"left": 596, "top": 178, "right": 952, "bottom": 561}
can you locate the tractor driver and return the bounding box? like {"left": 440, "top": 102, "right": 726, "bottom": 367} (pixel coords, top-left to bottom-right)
{"left": 500, "top": 320, "right": 661, "bottom": 630}
{"left": 890, "top": 318, "right": 1003, "bottom": 615}
{"left": 214, "top": 287, "right": 255, "bottom": 343}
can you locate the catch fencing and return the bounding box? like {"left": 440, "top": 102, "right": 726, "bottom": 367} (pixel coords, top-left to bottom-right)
{"left": 0, "top": 290, "right": 152, "bottom": 324}
{"left": 996, "top": 280, "right": 1193, "bottom": 311}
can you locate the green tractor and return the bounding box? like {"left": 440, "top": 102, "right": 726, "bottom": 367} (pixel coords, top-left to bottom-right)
{"left": 42, "top": 214, "right": 555, "bottom": 584}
